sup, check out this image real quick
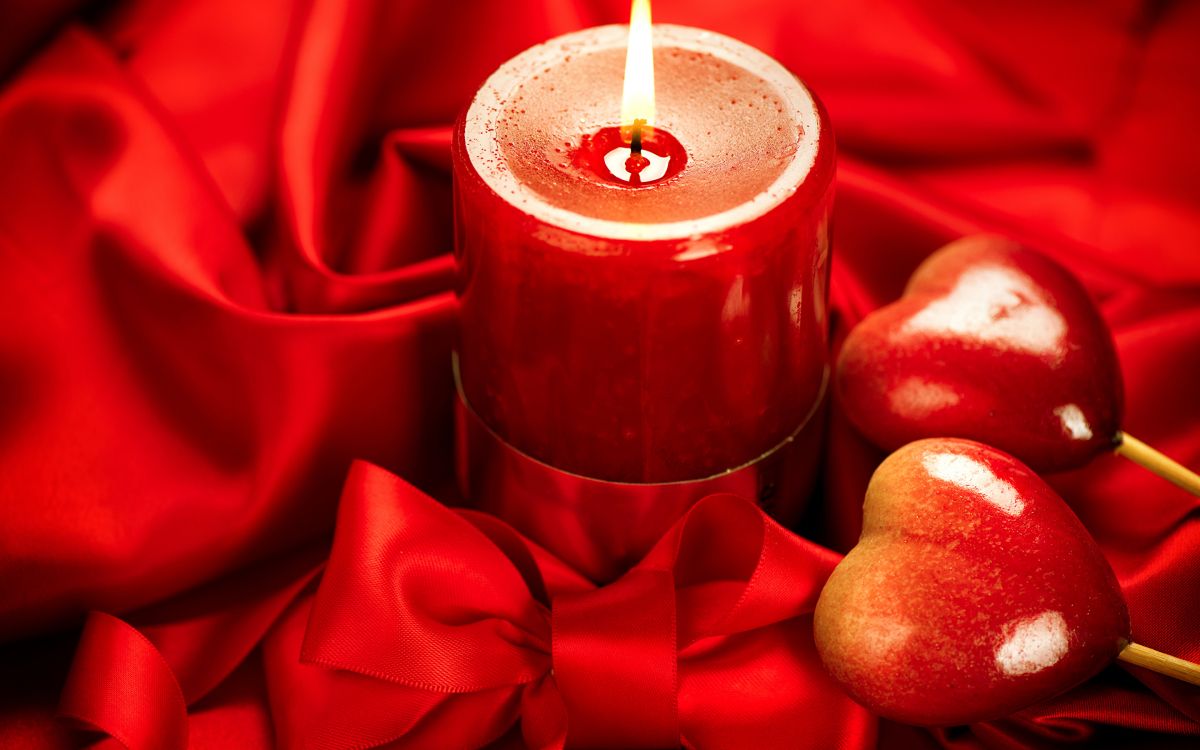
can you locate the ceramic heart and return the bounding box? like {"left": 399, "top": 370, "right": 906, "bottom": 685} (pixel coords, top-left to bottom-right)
{"left": 836, "top": 235, "right": 1123, "bottom": 472}
{"left": 814, "top": 438, "right": 1130, "bottom": 726}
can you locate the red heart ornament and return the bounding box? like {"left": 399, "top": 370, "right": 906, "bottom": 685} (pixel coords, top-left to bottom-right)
{"left": 814, "top": 438, "right": 1130, "bottom": 726}
{"left": 836, "top": 235, "right": 1123, "bottom": 472}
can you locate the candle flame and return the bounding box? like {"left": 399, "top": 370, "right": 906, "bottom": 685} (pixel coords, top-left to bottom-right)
{"left": 621, "top": 0, "right": 655, "bottom": 129}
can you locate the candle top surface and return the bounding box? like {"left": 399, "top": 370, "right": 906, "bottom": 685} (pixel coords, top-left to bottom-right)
{"left": 464, "top": 25, "right": 822, "bottom": 242}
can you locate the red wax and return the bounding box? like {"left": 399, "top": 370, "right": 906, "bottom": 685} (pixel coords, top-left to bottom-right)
{"left": 455, "top": 25, "right": 835, "bottom": 482}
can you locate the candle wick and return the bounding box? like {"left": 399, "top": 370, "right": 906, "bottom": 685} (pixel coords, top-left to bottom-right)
{"left": 624, "top": 118, "right": 651, "bottom": 185}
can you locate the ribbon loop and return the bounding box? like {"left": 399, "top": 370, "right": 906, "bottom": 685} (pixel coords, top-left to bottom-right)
{"left": 551, "top": 569, "right": 679, "bottom": 749}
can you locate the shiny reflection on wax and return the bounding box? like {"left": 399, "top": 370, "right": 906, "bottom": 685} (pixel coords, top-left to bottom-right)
{"left": 995, "top": 611, "right": 1070, "bottom": 676}
{"left": 923, "top": 452, "right": 1024, "bottom": 516}
{"left": 721, "top": 275, "right": 749, "bottom": 322}
{"left": 904, "top": 267, "right": 1067, "bottom": 362}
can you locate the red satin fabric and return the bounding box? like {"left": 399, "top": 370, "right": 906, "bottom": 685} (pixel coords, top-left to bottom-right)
{"left": 0, "top": 0, "right": 1198, "bottom": 748}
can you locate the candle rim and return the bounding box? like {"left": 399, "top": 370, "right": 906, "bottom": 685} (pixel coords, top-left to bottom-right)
{"left": 464, "top": 24, "right": 822, "bottom": 243}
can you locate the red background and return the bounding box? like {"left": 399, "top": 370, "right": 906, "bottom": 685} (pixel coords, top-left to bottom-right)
{"left": 0, "top": 0, "right": 1198, "bottom": 747}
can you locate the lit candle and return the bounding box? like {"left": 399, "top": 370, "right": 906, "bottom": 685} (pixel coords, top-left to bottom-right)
{"left": 453, "top": 3, "right": 834, "bottom": 571}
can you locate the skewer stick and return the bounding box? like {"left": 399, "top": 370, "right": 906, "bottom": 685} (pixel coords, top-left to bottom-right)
{"left": 1114, "top": 432, "right": 1200, "bottom": 497}
{"left": 1118, "top": 642, "right": 1200, "bottom": 686}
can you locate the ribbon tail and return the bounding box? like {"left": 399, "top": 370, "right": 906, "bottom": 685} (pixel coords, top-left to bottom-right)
{"left": 137, "top": 543, "right": 325, "bottom": 703}
{"left": 59, "top": 611, "right": 189, "bottom": 750}
{"left": 56, "top": 544, "right": 325, "bottom": 748}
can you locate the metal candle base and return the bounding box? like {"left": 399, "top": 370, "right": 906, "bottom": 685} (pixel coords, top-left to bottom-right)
{"left": 455, "top": 359, "right": 828, "bottom": 583}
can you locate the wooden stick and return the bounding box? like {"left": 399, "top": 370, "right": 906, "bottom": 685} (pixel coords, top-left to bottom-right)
{"left": 1114, "top": 432, "right": 1200, "bottom": 498}
{"left": 1118, "top": 642, "right": 1200, "bottom": 686}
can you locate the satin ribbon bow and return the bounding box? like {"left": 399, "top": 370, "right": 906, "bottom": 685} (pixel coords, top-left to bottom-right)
{"left": 262, "top": 461, "right": 867, "bottom": 750}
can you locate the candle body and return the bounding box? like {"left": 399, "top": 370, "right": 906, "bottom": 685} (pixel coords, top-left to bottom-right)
{"left": 455, "top": 25, "right": 834, "bottom": 483}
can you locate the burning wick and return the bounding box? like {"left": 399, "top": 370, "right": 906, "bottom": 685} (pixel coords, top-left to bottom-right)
{"left": 626, "top": 118, "right": 650, "bottom": 182}
{"left": 596, "top": 124, "right": 678, "bottom": 186}
{"left": 591, "top": 0, "right": 677, "bottom": 186}
{"left": 621, "top": 0, "right": 654, "bottom": 184}
{"left": 609, "top": 0, "right": 661, "bottom": 185}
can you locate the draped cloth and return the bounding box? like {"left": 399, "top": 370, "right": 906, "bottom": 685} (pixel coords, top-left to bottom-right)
{"left": 0, "top": 1, "right": 1198, "bottom": 748}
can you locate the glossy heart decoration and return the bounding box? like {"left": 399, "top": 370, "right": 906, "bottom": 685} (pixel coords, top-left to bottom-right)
{"left": 836, "top": 235, "right": 1123, "bottom": 472}
{"left": 814, "top": 438, "right": 1130, "bottom": 726}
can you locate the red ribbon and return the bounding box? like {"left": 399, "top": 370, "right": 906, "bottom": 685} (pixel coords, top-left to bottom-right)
{"left": 58, "top": 544, "right": 326, "bottom": 749}
{"left": 59, "top": 461, "right": 874, "bottom": 749}
{"left": 552, "top": 570, "right": 679, "bottom": 747}
{"left": 60, "top": 612, "right": 189, "bottom": 750}
{"left": 268, "top": 462, "right": 865, "bottom": 749}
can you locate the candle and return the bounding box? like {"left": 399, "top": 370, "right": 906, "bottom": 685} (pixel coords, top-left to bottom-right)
{"left": 454, "top": 13, "right": 834, "bottom": 485}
